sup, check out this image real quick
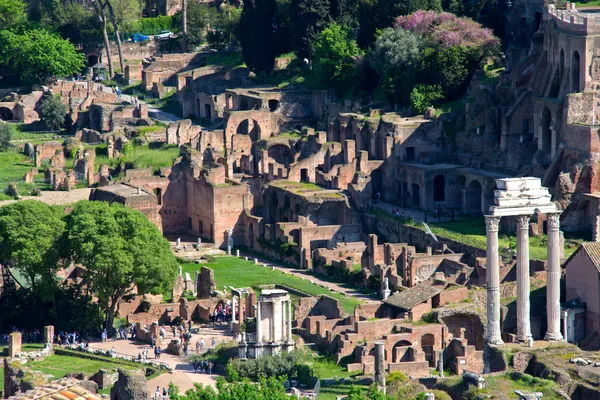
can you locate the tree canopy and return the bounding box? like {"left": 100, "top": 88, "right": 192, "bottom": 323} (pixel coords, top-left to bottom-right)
{"left": 169, "top": 377, "right": 291, "bottom": 400}
{"left": 0, "top": 28, "right": 85, "bottom": 83}
{"left": 0, "top": 0, "right": 27, "bottom": 30}
{"left": 64, "top": 201, "right": 177, "bottom": 330}
{"left": 39, "top": 95, "right": 67, "bottom": 131}
{"left": 0, "top": 201, "right": 66, "bottom": 291}
{"left": 0, "top": 122, "right": 12, "bottom": 151}
{"left": 312, "top": 22, "right": 362, "bottom": 91}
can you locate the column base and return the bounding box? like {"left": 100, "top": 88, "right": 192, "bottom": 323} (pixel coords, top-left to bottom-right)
{"left": 515, "top": 334, "right": 533, "bottom": 343}
{"left": 544, "top": 332, "right": 563, "bottom": 341}
{"left": 486, "top": 336, "right": 504, "bottom": 346}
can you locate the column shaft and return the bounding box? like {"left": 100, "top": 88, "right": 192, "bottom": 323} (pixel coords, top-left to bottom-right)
{"left": 238, "top": 294, "right": 244, "bottom": 323}
{"left": 545, "top": 213, "right": 563, "bottom": 341}
{"left": 256, "top": 301, "right": 262, "bottom": 343}
{"left": 287, "top": 301, "right": 293, "bottom": 341}
{"left": 516, "top": 215, "right": 532, "bottom": 342}
{"left": 485, "top": 216, "right": 503, "bottom": 345}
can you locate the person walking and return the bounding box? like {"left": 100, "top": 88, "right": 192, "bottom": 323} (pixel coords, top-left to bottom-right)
{"left": 154, "top": 386, "right": 161, "bottom": 400}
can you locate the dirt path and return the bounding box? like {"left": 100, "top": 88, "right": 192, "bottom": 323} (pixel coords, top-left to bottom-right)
{"left": 0, "top": 188, "right": 91, "bottom": 207}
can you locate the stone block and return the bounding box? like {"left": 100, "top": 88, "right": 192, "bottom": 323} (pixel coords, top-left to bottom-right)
{"left": 44, "top": 326, "right": 54, "bottom": 345}
{"left": 8, "top": 332, "right": 22, "bottom": 357}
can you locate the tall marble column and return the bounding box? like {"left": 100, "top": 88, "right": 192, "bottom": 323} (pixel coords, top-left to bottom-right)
{"left": 485, "top": 216, "right": 504, "bottom": 345}
{"left": 545, "top": 212, "right": 563, "bottom": 341}
{"left": 256, "top": 302, "right": 262, "bottom": 343}
{"left": 516, "top": 215, "right": 533, "bottom": 343}
{"left": 287, "top": 301, "right": 293, "bottom": 341}
{"left": 238, "top": 294, "right": 244, "bottom": 323}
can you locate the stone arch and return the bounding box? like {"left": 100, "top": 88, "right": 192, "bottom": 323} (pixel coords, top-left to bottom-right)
{"left": 236, "top": 119, "right": 261, "bottom": 142}
{"left": 0, "top": 107, "right": 13, "bottom": 121}
{"left": 267, "top": 143, "right": 291, "bottom": 166}
{"left": 465, "top": 180, "right": 482, "bottom": 214}
{"left": 433, "top": 175, "right": 445, "bottom": 202}
{"left": 392, "top": 340, "right": 414, "bottom": 363}
{"left": 421, "top": 333, "right": 435, "bottom": 366}
{"left": 572, "top": 51, "right": 581, "bottom": 93}
{"left": 87, "top": 54, "right": 99, "bottom": 66}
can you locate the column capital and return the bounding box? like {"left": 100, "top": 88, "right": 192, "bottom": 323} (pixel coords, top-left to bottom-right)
{"left": 546, "top": 212, "right": 561, "bottom": 229}
{"left": 485, "top": 215, "right": 501, "bottom": 232}
{"left": 515, "top": 214, "right": 531, "bottom": 230}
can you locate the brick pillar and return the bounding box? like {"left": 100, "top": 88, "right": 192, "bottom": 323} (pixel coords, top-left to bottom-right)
{"left": 8, "top": 332, "right": 22, "bottom": 357}
{"left": 44, "top": 326, "right": 54, "bottom": 345}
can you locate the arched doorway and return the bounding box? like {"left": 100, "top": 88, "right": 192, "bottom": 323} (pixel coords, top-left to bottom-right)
{"left": 465, "top": 180, "right": 482, "bottom": 214}
{"left": 87, "top": 54, "right": 99, "bottom": 66}
{"left": 268, "top": 99, "right": 279, "bottom": 112}
{"left": 433, "top": 175, "right": 445, "bottom": 202}
{"left": 0, "top": 107, "right": 14, "bottom": 121}
{"left": 572, "top": 51, "right": 581, "bottom": 93}
{"left": 236, "top": 119, "right": 261, "bottom": 142}
{"left": 392, "top": 340, "right": 413, "bottom": 363}
{"left": 541, "top": 107, "right": 552, "bottom": 159}
{"left": 153, "top": 188, "right": 162, "bottom": 205}
{"left": 421, "top": 334, "right": 435, "bottom": 367}
{"left": 268, "top": 144, "right": 291, "bottom": 166}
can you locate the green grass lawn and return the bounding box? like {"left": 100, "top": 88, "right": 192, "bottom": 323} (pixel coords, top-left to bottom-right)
{"left": 181, "top": 256, "right": 362, "bottom": 313}
{"left": 31, "top": 354, "right": 138, "bottom": 379}
{"left": 374, "top": 211, "right": 584, "bottom": 261}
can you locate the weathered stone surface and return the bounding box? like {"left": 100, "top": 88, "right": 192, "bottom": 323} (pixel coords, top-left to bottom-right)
{"left": 110, "top": 369, "right": 149, "bottom": 400}
{"left": 196, "top": 266, "right": 215, "bottom": 299}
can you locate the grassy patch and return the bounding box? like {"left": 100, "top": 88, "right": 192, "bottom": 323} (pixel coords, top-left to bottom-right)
{"left": 181, "top": 256, "right": 361, "bottom": 313}
{"left": 375, "top": 211, "right": 584, "bottom": 261}
{"left": 94, "top": 143, "right": 180, "bottom": 173}
{"left": 203, "top": 52, "right": 245, "bottom": 68}
{"left": 30, "top": 353, "right": 138, "bottom": 379}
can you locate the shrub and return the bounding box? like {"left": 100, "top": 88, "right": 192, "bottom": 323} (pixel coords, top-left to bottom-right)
{"left": 39, "top": 95, "right": 67, "bottom": 130}
{"left": 126, "top": 16, "right": 175, "bottom": 36}
{"left": 226, "top": 351, "right": 303, "bottom": 381}
{"left": 410, "top": 84, "right": 443, "bottom": 114}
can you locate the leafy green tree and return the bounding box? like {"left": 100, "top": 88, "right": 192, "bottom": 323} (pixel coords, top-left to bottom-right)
{"left": 239, "top": 0, "right": 276, "bottom": 74}
{"left": 370, "top": 27, "right": 422, "bottom": 104}
{"left": 291, "top": 0, "right": 330, "bottom": 59}
{"left": 63, "top": 201, "right": 177, "bottom": 330}
{"left": 173, "top": 2, "right": 217, "bottom": 49}
{"left": 418, "top": 45, "right": 472, "bottom": 99}
{"left": 410, "top": 84, "right": 443, "bottom": 114}
{"left": 0, "top": 0, "right": 27, "bottom": 30}
{"left": 40, "top": 95, "right": 67, "bottom": 131}
{"left": 169, "top": 376, "right": 290, "bottom": 400}
{"left": 312, "top": 22, "right": 362, "bottom": 91}
{"left": 0, "top": 201, "right": 66, "bottom": 291}
{"left": 0, "top": 122, "right": 12, "bottom": 151}
{"left": 206, "top": 5, "right": 240, "bottom": 50}
{"left": 47, "top": 0, "right": 103, "bottom": 48}
{"left": 0, "top": 29, "right": 85, "bottom": 83}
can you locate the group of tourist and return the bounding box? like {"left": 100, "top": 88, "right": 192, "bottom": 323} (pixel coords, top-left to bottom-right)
{"left": 192, "top": 359, "right": 214, "bottom": 374}
{"left": 211, "top": 303, "right": 237, "bottom": 325}
{"left": 56, "top": 331, "right": 81, "bottom": 345}
{"left": 154, "top": 386, "right": 172, "bottom": 400}
{"left": 1, "top": 328, "right": 43, "bottom": 344}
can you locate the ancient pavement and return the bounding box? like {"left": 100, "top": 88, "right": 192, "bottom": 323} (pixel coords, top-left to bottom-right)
{"left": 90, "top": 324, "right": 233, "bottom": 392}
{"left": 0, "top": 188, "right": 91, "bottom": 207}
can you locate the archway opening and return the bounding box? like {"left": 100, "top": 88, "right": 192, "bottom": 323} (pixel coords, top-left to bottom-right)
{"left": 572, "top": 51, "right": 581, "bottom": 93}
{"left": 153, "top": 188, "right": 162, "bottom": 205}
{"left": 268, "top": 99, "right": 279, "bottom": 112}
{"left": 268, "top": 144, "right": 291, "bottom": 166}
{"left": 433, "top": 175, "right": 445, "bottom": 202}
{"left": 392, "top": 340, "right": 413, "bottom": 363}
{"left": 87, "top": 54, "right": 98, "bottom": 66}
{"left": 541, "top": 107, "right": 552, "bottom": 156}
{"left": 465, "top": 180, "right": 482, "bottom": 214}
{"left": 421, "top": 333, "right": 435, "bottom": 367}
{"left": 0, "top": 107, "right": 14, "bottom": 121}
{"left": 236, "top": 119, "right": 261, "bottom": 142}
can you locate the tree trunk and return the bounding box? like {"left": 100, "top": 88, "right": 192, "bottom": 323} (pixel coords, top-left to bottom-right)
{"left": 105, "top": 300, "right": 117, "bottom": 335}
{"left": 94, "top": 0, "right": 114, "bottom": 78}
{"left": 104, "top": 0, "right": 125, "bottom": 75}
{"left": 182, "top": 0, "right": 188, "bottom": 51}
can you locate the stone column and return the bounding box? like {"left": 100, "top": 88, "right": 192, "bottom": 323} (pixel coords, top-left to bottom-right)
{"left": 238, "top": 294, "right": 244, "bottom": 323}
{"left": 516, "top": 215, "right": 533, "bottom": 343}
{"left": 287, "top": 301, "right": 293, "bottom": 341}
{"left": 485, "top": 216, "right": 504, "bottom": 345}
{"left": 8, "top": 332, "right": 22, "bottom": 357}
{"left": 44, "top": 326, "right": 54, "bottom": 345}
{"left": 231, "top": 296, "right": 237, "bottom": 330}
{"left": 256, "top": 302, "right": 263, "bottom": 343}
{"left": 545, "top": 212, "right": 563, "bottom": 341}
{"left": 374, "top": 341, "right": 386, "bottom": 394}
{"left": 562, "top": 310, "right": 569, "bottom": 343}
